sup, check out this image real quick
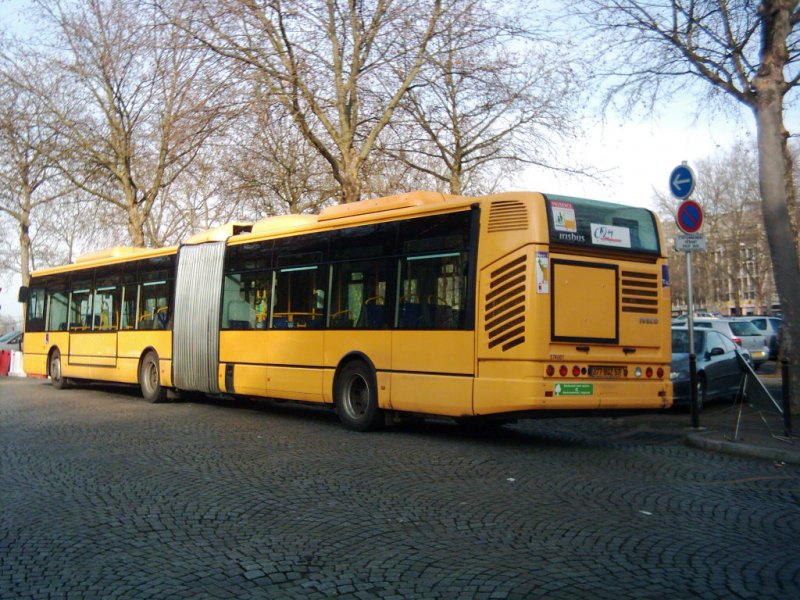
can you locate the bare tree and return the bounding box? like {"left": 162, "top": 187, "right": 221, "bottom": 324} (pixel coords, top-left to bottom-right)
{"left": 0, "top": 54, "right": 67, "bottom": 285}
{"left": 169, "top": 0, "right": 448, "bottom": 203}
{"left": 223, "top": 96, "right": 338, "bottom": 216}
{"left": 383, "top": 0, "right": 584, "bottom": 195}
{"left": 20, "top": 0, "right": 235, "bottom": 247}
{"left": 575, "top": 0, "right": 800, "bottom": 410}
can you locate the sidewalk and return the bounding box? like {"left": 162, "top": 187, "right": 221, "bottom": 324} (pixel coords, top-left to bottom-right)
{"left": 683, "top": 362, "right": 799, "bottom": 464}
{"left": 684, "top": 401, "right": 799, "bottom": 464}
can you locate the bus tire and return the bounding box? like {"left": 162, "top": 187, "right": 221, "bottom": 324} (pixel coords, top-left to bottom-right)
{"left": 335, "top": 360, "right": 382, "bottom": 431}
{"left": 139, "top": 351, "right": 167, "bottom": 403}
{"left": 49, "top": 349, "right": 69, "bottom": 390}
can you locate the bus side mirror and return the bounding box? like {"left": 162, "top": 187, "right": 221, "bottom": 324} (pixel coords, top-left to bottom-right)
{"left": 18, "top": 286, "right": 28, "bottom": 302}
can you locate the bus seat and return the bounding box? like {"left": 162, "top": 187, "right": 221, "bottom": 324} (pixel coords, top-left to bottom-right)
{"left": 433, "top": 305, "right": 458, "bottom": 329}
{"left": 398, "top": 303, "right": 422, "bottom": 328}
{"left": 272, "top": 317, "right": 289, "bottom": 329}
{"left": 229, "top": 320, "right": 250, "bottom": 329}
{"left": 330, "top": 309, "right": 353, "bottom": 328}
{"left": 356, "top": 304, "right": 385, "bottom": 329}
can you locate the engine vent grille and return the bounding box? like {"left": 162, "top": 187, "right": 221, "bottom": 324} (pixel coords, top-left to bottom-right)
{"left": 485, "top": 255, "right": 527, "bottom": 351}
{"left": 487, "top": 200, "right": 529, "bottom": 232}
{"left": 621, "top": 270, "right": 659, "bottom": 314}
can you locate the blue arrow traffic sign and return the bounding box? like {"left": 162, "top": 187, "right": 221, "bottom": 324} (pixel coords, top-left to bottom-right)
{"left": 669, "top": 164, "right": 696, "bottom": 199}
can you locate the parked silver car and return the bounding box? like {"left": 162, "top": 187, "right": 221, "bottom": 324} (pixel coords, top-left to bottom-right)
{"left": 671, "top": 327, "right": 747, "bottom": 408}
{"left": 0, "top": 330, "right": 23, "bottom": 351}
{"left": 736, "top": 316, "right": 782, "bottom": 360}
{"left": 671, "top": 318, "right": 769, "bottom": 369}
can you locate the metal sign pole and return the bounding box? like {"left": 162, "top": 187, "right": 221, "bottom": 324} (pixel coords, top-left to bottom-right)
{"left": 686, "top": 250, "right": 699, "bottom": 428}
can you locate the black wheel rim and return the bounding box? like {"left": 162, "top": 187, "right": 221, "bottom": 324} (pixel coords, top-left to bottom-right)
{"left": 342, "top": 374, "right": 369, "bottom": 419}
{"left": 51, "top": 355, "right": 61, "bottom": 382}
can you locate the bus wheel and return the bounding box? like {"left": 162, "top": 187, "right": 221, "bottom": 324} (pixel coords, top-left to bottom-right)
{"left": 139, "top": 351, "right": 167, "bottom": 403}
{"left": 335, "top": 361, "right": 382, "bottom": 431}
{"left": 49, "top": 349, "right": 69, "bottom": 390}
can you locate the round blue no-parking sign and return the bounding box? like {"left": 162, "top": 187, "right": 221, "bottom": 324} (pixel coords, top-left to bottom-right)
{"left": 676, "top": 199, "right": 703, "bottom": 234}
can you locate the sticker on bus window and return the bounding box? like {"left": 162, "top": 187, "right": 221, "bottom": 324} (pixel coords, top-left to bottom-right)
{"left": 590, "top": 223, "right": 631, "bottom": 248}
{"left": 536, "top": 251, "right": 549, "bottom": 294}
{"left": 550, "top": 201, "right": 577, "bottom": 232}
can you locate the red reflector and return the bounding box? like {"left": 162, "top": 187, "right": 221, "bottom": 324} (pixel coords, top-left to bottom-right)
{"left": 545, "top": 390, "right": 553, "bottom": 397}
{"left": 559, "top": 365, "right": 568, "bottom": 377}
{"left": 657, "top": 367, "right": 664, "bottom": 378}
{"left": 546, "top": 365, "right": 555, "bottom": 377}
{"left": 646, "top": 367, "right": 653, "bottom": 378}
{"left": 572, "top": 365, "right": 580, "bottom": 377}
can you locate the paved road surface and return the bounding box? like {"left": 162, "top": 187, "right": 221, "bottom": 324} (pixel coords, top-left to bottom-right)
{"left": 1, "top": 378, "right": 799, "bottom": 599}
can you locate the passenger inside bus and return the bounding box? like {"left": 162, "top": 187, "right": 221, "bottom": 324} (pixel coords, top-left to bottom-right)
{"left": 227, "top": 289, "right": 255, "bottom": 329}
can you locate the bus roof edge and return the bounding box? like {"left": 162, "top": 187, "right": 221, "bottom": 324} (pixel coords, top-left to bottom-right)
{"left": 317, "top": 191, "right": 449, "bottom": 221}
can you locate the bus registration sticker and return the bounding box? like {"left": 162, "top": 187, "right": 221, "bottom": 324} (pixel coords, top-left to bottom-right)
{"left": 554, "top": 383, "right": 593, "bottom": 396}
{"left": 536, "top": 251, "right": 549, "bottom": 293}
{"left": 550, "top": 201, "right": 577, "bottom": 232}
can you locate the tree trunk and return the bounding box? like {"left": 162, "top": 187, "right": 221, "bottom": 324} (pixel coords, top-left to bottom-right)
{"left": 754, "top": 98, "right": 800, "bottom": 412}
{"left": 127, "top": 208, "right": 146, "bottom": 247}
{"left": 19, "top": 219, "right": 31, "bottom": 286}
{"left": 756, "top": 108, "right": 800, "bottom": 413}
{"left": 753, "top": 0, "right": 800, "bottom": 413}
{"left": 339, "top": 158, "right": 363, "bottom": 204}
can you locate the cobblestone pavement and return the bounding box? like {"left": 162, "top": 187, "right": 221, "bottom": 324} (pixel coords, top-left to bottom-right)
{"left": 2, "top": 378, "right": 799, "bottom": 599}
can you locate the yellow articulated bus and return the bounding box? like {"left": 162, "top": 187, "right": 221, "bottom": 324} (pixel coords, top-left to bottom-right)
{"left": 20, "top": 191, "right": 672, "bottom": 430}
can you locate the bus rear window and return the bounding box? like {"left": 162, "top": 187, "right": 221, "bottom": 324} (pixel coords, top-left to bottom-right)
{"left": 545, "top": 194, "right": 660, "bottom": 254}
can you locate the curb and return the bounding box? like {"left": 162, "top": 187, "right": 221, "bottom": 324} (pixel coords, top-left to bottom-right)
{"left": 685, "top": 432, "right": 800, "bottom": 465}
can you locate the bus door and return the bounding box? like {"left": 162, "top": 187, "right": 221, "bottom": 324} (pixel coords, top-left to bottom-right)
{"left": 68, "top": 281, "right": 119, "bottom": 368}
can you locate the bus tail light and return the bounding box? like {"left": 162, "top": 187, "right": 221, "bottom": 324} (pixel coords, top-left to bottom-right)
{"left": 546, "top": 365, "right": 555, "bottom": 377}
{"left": 645, "top": 367, "right": 653, "bottom": 378}
{"left": 559, "top": 365, "right": 568, "bottom": 377}
{"left": 657, "top": 367, "right": 664, "bottom": 378}
{"left": 572, "top": 365, "right": 581, "bottom": 377}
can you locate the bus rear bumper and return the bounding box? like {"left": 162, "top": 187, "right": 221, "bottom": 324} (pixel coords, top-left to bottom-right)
{"left": 473, "top": 377, "right": 671, "bottom": 415}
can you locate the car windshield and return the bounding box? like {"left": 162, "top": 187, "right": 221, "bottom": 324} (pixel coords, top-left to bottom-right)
{"left": 672, "top": 329, "right": 703, "bottom": 354}
{"left": 0, "top": 331, "right": 19, "bottom": 342}
{"left": 729, "top": 321, "right": 760, "bottom": 336}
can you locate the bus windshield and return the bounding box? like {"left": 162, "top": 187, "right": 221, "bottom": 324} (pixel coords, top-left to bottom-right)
{"left": 545, "top": 194, "right": 661, "bottom": 254}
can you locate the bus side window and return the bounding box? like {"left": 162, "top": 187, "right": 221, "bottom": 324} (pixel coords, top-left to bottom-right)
{"left": 93, "top": 276, "right": 119, "bottom": 330}
{"left": 398, "top": 254, "right": 465, "bottom": 329}
{"left": 120, "top": 284, "right": 138, "bottom": 329}
{"left": 69, "top": 283, "right": 93, "bottom": 331}
{"left": 329, "top": 261, "right": 388, "bottom": 329}
{"left": 138, "top": 277, "right": 168, "bottom": 330}
{"left": 25, "top": 287, "right": 46, "bottom": 333}
{"left": 47, "top": 290, "right": 69, "bottom": 332}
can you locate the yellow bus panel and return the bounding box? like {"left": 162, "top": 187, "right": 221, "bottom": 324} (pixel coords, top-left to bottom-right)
{"left": 553, "top": 261, "right": 616, "bottom": 341}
